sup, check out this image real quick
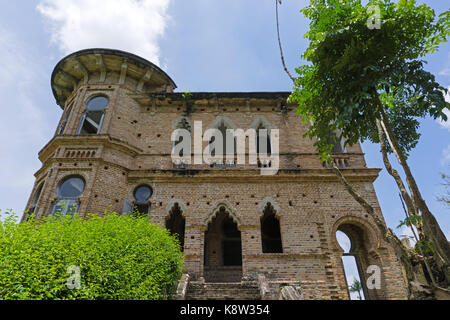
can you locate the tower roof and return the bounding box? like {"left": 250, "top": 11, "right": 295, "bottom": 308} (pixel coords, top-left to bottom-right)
{"left": 51, "top": 48, "right": 177, "bottom": 108}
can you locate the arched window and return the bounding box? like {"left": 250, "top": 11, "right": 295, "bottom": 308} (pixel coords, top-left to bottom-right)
{"left": 166, "top": 203, "right": 186, "bottom": 251}
{"left": 260, "top": 203, "right": 282, "bottom": 253}
{"left": 326, "top": 131, "right": 347, "bottom": 154}
{"left": 172, "top": 117, "right": 192, "bottom": 168}
{"left": 76, "top": 96, "right": 108, "bottom": 135}
{"left": 250, "top": 117, "right": 274, "bottom": 167}
{"left": 256, "top": 123, "right": 272, "bottom": 155}
{"left": 133, "top": 185, "right": 152, "bottom": 216}
{"left": 209, "top": 118, "right": 236, "bottom": 158}
{"left": 336, "top": 224, "right": 380, "bottom": 300}
{"left": 27, "top": 183, "right": 43, "bottom": 220}
{"left": 49, "top": 176, "right": 85, "bottom": 216}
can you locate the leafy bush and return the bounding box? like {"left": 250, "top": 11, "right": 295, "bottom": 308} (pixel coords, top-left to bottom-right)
{"left": 0, "top": 210, "right": 184, "bottom": 300}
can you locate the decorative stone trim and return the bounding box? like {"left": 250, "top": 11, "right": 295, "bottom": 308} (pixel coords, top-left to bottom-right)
{"left": 205, "top": 200, "right": 241, "bottom": 228}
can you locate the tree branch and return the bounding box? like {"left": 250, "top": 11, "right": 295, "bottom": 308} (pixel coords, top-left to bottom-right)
{"left": 275, "top": 0, "right": 296, "bottom": 84}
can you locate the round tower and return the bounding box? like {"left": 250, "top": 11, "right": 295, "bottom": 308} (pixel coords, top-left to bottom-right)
{"left": 24, "top": 48, "right": 176, "bottom": 220}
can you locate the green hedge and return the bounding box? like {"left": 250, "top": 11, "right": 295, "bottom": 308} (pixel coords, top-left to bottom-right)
{"left": 0, "top": 210, "right": 184, "bottom": 300}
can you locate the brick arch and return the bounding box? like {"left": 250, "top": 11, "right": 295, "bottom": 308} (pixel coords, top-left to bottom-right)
{"left": 165, "top": 199, "right": 187, "bottom": 218}
{"left": 331, "top": 215, "right": 380, "bottom": 255}
{"left": 249, "top": 115, "right": 276, "bottom": 131}
{"left": 127, "top": 181, "right": 154, "bottom": 201}
{"left": 84, "top": 92, "right": 111, "bottom": 109}
{"left": 205, "top": 200, "right": 241, "bottom": 229}
{"left": 208, "top": 115, "right": 238, "bottom": 130}
{"left": 258, "top": 197, "right": 281, "bottom": 219}
{"left": 54, "top": 172, "right": 89, "bottom": 197}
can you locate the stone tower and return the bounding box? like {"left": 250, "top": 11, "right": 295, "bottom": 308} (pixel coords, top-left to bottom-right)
{"left": 23, "top": 48, "right": 408, "bottom": 300}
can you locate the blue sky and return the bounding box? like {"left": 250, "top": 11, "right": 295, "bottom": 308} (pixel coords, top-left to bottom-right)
{"left": 0, "top": 1, "right": 449, "bottom": 291}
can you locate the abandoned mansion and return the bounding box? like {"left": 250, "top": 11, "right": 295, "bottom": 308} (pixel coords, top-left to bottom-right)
{"left": 22, "top": 48, "right": 408, "bottom": 300}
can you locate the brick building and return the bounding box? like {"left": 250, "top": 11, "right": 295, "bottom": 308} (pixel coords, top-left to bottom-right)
{"left": 23, "top": 48, "right": 408, "bottom": 300}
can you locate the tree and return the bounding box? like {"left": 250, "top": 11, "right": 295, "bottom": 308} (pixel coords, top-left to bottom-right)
{"left": 349, "top": 279, "right": 363, "bottom": 300}
{"left": 0, "top": 209, "right": 184, "bottom": 300}
{"left": 288, "top": 0, "right": 450, "bottom": 287}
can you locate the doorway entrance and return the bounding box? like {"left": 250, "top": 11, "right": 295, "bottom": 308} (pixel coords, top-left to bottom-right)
{"left": 204, "top": 206, "right": 242, "bottom": 282}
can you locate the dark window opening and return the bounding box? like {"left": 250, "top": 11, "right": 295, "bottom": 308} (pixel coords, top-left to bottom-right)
{"left": 166, "top": 203, "right": 186, "bottom": 251}
{"left": 173, "top": 118, "right": 191, "bottom": 160}
{"left": 326, "top": 133, "right": 346, "bottom": 154}
{"left": 133, "top": 203, "right": 151, "bottom": 217}
{"left": 76, "top": 95, "right": 108, "bottom": 135}
{"left": 210, "top": 121, "right": 236, "bottom": 157}
{"left": 221, "top": 216, "right": 242, "bottom": 266}
{"left": 174, "top": 135, "right": 184, "bottom": 157}
{"left": 256, "top": 124, "right": 272, "bottom": 155}
{"left": 204, "top": 207, "right": 242, "bottom": 268}
{"left": 77, "top": 111, "right": 105, "bottom": 134}
{"left": 223, "top": 239, "right": 242, "bottom": 266}
{"left": 261, "top": 203, "right": 283, "bottom": 253}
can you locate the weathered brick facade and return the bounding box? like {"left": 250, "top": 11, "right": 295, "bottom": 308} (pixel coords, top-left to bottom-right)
{"left": 23, "top": 48, "right": 408, "bottom": 299}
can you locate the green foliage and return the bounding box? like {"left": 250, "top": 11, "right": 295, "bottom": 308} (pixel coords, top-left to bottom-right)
{"left": 348, "top": 279, "right": 363, "bottom": 299}
{"left": 415, "top": 238, "right": 434, "bottom": 256}
{"left": 397, "top": 214, "right": 422, "bottom": 229}
{"left": 182, "top": 92, "right": 193, "bottom": 100}
{"left": 0, "top": 209, "right": 184, "bottom": 300}
{"left": 290, "top": 0, "right": 450, "bottom": 161}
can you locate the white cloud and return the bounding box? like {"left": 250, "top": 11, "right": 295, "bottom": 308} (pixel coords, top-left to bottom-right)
{"left": 37, "top": 0, "right": 171, "bottom": 65}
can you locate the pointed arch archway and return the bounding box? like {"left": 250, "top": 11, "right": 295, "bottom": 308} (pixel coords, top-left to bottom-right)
{"left": 165, "top": 200, "right": 186, "bottom": 251}
{"left": 207, "top": 116, "right": 238, "bottom": 157}
{"left": 258, "top": 199, "right": 283, "bottom": 253}
{"left": 250, "top": 116, "right": 275, "bottom": 166}
{"left": 203, "top": 201, "right": 242, "bottom": 282}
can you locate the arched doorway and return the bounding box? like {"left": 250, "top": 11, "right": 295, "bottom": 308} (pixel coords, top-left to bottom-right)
{"left": 204, "top": 206, "right": 242, "bottom": 282}
{"left": 166, "top": 203, "right": 186, "bottom": 251}
{"left": 260, "top": 203, "right": 283, "bottom": 253}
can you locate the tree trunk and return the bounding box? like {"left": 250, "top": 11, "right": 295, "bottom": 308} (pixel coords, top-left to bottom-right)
{"left": 375, "top": 120, "right": 419, "bottom": 224}
{"left": 376, "top": 119, "right": 437, "bottom": 285}
{"left": 373, "top": 91, "right": 450, "bottom": 284}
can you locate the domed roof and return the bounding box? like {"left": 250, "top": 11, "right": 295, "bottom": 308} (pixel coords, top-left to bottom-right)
{"left": 51, "top": 48, "right": 177, "bottom": 108}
